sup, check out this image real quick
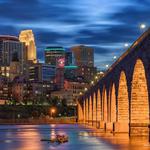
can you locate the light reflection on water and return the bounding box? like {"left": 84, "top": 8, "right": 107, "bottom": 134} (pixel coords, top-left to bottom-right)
{"left": 0, "top": 124, "right": 116, "bottom": 150}
{"left": 0, "top": 124, "right": 149, "bottom": 150}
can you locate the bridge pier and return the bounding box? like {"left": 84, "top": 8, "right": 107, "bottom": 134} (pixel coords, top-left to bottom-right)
{"left": 130, "top": 123, "right": 149, "bottom": 137}
{"left": 106, "top": 122, "right": 113, "bottom": 132}
{"left": 113, "top": 122, "right": 129, "bottom": 133}
{"left": 96, "top": 121, "right": 100, "bottom": 129}
{"left": 92, "top": 121, "right": 97, "bottom": 128}
{"left": 99, "top": 121, "right": 106, "bottom": 130}
{"left": 88, "top": 120, "right": 93, "bottom": 126}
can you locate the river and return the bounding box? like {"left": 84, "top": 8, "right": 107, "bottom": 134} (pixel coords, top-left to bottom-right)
{"left": 0, "top": 124, "right": 118, "bottom": 150}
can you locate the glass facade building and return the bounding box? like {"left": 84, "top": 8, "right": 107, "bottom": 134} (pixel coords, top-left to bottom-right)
{"left": 45, "top": 47, "right": 65, "bottom": 66}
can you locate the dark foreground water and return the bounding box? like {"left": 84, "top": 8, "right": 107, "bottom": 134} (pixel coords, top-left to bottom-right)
{"left": 0, "top": 124, "right": 117, "bottom": 150}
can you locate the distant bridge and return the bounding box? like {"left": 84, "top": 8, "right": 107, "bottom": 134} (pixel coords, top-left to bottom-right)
{"left": 78, "top": 28, "right": 150, "bottom": 137}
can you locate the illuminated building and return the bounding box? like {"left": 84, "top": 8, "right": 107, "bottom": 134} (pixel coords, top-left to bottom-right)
{"left": 55, "top": 57, "right": 65, "bottom": 89}
{"left": 0, "top": 35, "right": 19, "bottom": 65}
{"left": 0, "top": 35, "right": 27, "bottom": 66}
{"left": 71, "top": 45, "right": 96, "bottom": 81}
{"left": 26, "top": 62, "right": 56, "bottom": 82}
{"left": 0, "top": 77, "right": 11, "bottom": 103}
{"left": 64, "top": 65, "right": 78, "bottom": 80}
{"left": 9, "top": 61, "right": 21, "bottom": 81}
{"left": 63, "top": 79, "right": 89, "bottom": 105}
{"left": 0, "top": 66, "right": 10, "bottom": 77}
{"left": 76, "top": 66, "right": 97, "bottom": 82}
{"left": 71, "top": 45, "right": 94, "bottom": 67}
{"left": 19, "top": 30, "right": 37, "bottom": 62}
{"left": 51, "top": 90, "right": 73, "bottom": 106}
{"left": 45, "top": 47, "right": 66, "bottom": 89}
{"left": 0, "top": 35, "right": 27, "bottom": 78}
{"left": 45, "top": 47, "right": 65, "bottom": 65}
{"left": 11, "top": 80, "right": 53, "bottom": 103}
{"left": 65, "top": 50, "right": 73, "bottom": 66}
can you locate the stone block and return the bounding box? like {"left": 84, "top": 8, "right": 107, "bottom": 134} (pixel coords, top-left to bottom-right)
{"left": 106, "top": 122, "right": 113, "bottom": 132}
{"left": 114, "top": 122, "right": 129, "bottom": 133}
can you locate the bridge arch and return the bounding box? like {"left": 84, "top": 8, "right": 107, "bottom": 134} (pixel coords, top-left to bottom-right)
{"left": 85, "top": 98, "right": 89, "bottom": 123}
{"left": 83, "top": 99, "right": 86, "bottom": 123}
{"left": 130, "top": 59, "right": 149, "bottom": 136}
{"left": 89, "top": 95, "right": 93, "bottom": 125}
{"left": 102, "top": 86, "right": 108, "bottom": 122}
{"left": 92, "top": 92, "right": 97, "bottom": 126}
{"left": 110, "top": 83, "right": 116, "bottom": 123}
{"left": 78, "top": 101, "right": 83, "bottom": 122}
{"left": 115, "top": 71, "right": 129, "bottom": 133}
{"left": 97, "top": 89, "right": 101, "bottom": 127}
{"left": 118, "top": 71, "right": 129, "bottom": 123}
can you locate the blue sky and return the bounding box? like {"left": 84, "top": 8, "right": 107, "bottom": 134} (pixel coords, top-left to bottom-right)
{"left": 0, "top": 0, "right": 150, "bottom": 69}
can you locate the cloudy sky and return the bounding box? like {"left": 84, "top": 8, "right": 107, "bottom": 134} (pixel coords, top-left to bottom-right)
{"left": 0, "top": 0, "right": 149, "bottom": 69}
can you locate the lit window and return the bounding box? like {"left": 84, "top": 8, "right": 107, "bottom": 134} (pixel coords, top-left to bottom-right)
{"left": 6, "top": 73, "right": 9, "bottom": 77}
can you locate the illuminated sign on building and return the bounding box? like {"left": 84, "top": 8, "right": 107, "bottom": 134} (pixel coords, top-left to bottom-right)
{"left": 57, "top": 57, "right": 65, "bottom": 68}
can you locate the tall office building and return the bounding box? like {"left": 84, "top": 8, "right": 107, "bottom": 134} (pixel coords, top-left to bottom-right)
{"left": 45, "top": 47, "right": 65, "bottom": 65}
{"left": 0, "top": 35, "right": 27, "bottom": 78}
{"left": 44, "top": 47, "right": 66, "bottom": 89}
{"left": 70, "top": 45, "right": 96, "bottom": 81}
{"left": 26, "top": 62, "right": 56, "bottom": 82}
{"left": 19, "top": 30, "right": 37, "bottom": 62}
{"left": 71, "top": 45, "right": 94, "bottom": 67}
{"left": 0, "top": 36, "right": 26, "bottom": 65}
{"left": 45, "top": 47, "right": 66, "bottom": 89}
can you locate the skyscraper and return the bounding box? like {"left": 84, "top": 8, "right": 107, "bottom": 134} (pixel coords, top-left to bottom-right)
{"left": 71, "top": 45, "right": 94, "bottom": 67}
{"left": 44, "top": 47, "right": 66, "bottom": 89}
{"left": 0, "top": 35, "right": 27, "bottom": 78}
{"left": 70, "top": 45, "right": 96, "bottom": 81}
{"left": 45, "top": 47, "right": 65, "bottom": 65}
{"left": 0, "top": 35, "right": 26, "bottom": 66}
{"left": 19, "top": 30, "right": 37, "bottom": 62}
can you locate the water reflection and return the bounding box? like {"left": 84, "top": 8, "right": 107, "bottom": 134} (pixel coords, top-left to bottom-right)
{"left": 14, "top": 125, "right": 43, "bottom": 150}
{"left": 0, "top": 124, "right": 149, "bottom": 150}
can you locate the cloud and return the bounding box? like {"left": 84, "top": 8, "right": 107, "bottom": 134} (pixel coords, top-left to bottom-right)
{"left": 0, "top": 0, "right": 150, "bottom": 69}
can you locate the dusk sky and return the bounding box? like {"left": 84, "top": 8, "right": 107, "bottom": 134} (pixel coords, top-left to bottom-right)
{"left": 0, "top": 0, "right": 150, "bottom": 69}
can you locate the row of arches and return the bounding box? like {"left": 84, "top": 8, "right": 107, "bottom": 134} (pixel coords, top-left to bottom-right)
{"left": 79, "top": 59, "right": 149, "bottom": 136}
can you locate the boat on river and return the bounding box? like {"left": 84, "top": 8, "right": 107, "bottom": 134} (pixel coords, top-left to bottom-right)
{"left": 41, "top": 135, "right": 69, "bottom": 144}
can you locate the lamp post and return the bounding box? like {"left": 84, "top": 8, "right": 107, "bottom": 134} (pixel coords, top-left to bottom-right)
{"left": 50, "top": 108, "right": 56, "bottom": 118}
{"left": 124, "top": 43, "right": 129, "bottom": 48}
{"left": 140, "top": 23, "right": 146, "bottom": 29}
{"left": 84, "top": 87, "right": 88, "bottom": 92}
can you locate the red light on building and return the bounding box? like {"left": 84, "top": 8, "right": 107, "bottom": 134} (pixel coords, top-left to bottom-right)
{"left": 57, "top": 57, "right": 65, "bottom": 68}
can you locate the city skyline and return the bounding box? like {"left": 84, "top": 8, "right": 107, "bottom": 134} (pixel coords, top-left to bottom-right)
{"left": 0, "top": 0, "right": 150, "bottom": 69}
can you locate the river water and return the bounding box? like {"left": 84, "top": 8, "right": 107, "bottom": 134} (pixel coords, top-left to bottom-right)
{"left": 0, "top": 124, "right": 118, "bottom": 150}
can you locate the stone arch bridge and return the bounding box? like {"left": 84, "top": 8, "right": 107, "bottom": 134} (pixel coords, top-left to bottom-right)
{"left": 78, "top": 28, "right": 150, "bottom": 137}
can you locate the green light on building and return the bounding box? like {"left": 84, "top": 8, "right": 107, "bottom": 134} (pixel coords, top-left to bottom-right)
{"left": 64, "top": 66, "right": 78, "bottom": 69}
{"left": 45, "top": 47, "right": 65, "bottom": 51}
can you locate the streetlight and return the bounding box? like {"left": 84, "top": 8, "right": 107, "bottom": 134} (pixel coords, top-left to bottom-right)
{"left": 113, "top": 56, "right": 117, "bottom": 59}
{"left": 140, "top": 23, "right": 146, "bottom": 29}
{"left": 124, "top": 43, "right": 129, "bottom": 47}
{"left": 50, "top": 108, "right": 56, "bottom": 118}
{"left": 106, "top": 64, "right": 109, "bottom": 68}
{"left": 91, "top": 81, "right": 94, "bottom": 85}
{"left": 84, "top": 87, "right": 88, "bottom": 91}
{"left": 100, "top": 71, "right": 104, "bottom": 75}
{"left": 95, "top": 76, "right": 98, "bottom": 80}
{"left": 79, "top": 92, "right": 83, "bottom": 95}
